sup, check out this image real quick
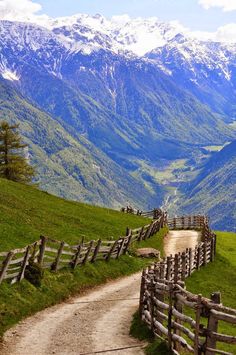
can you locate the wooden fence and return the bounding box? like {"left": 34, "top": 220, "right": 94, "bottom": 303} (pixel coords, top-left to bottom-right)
{"left": 139, "top": 216, "right": 236, "bottom": 354}
{"left": 0, "top": 211, "right": 166, "bottom": 285}
{"left": 121, "top": 207, "right": 163, "bottom": 219}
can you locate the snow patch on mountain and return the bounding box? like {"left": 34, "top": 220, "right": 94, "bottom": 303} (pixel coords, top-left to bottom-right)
{"left": 0, "top": 57, "right": 20, "bottom": 81}
{"left": 1, "top": 69, "right": 20, "bottom": 81}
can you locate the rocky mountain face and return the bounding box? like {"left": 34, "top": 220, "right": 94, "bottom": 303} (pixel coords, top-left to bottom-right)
{"left": 0, "top": 15, "right": 235, "bottom": 227}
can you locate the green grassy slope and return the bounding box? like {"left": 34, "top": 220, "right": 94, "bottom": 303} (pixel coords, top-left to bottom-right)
{"left": 0, "top": 178, "right": 151, "bottom": 251}
{"left": 186, "top": 231, "right": 236, "bottom": 307}
{"left": 186, "top": 231, "right": 236, "bottom": 353}
{"left": 0, "top": 179, "right": 167, "bottom": 338}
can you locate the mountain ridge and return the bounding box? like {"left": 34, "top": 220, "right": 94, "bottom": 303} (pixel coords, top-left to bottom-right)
{"left": 0, "top": 17, "right": 235, "bottom": 228}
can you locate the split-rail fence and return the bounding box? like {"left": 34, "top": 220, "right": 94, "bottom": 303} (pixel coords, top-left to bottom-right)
{"left": 0, "top": 210, "right": 166, "bottom": 285}
{"left": 139, "top": 215, "right": 236, "bottom": 354}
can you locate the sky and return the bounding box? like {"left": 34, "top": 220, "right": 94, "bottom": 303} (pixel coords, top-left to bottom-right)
{"left": 34, "top": 0, "right": 236, "bottom": 31}
{"left": 0, "top": 0, "right": 236, "bottom": 38}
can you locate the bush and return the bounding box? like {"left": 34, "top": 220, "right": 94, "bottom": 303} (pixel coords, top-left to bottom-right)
{"left": 24, "top": 259, "right": 44, "bottom": 287}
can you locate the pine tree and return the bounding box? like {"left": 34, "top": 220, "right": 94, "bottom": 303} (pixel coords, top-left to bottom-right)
{"left": 0, "top": 121, "right": 35, "bottom": 183}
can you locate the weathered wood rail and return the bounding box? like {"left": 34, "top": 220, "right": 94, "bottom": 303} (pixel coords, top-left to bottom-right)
{"left": 0, "top": 211, "right": 167, "bottom": 285}
{"left": 121, "top": 207, "right": 163, "bottom": 219}
{"left": 139, "top": 216, "right": 236, "bottom": 354}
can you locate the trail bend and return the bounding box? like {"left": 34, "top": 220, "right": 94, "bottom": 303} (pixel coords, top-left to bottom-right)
{"left": 1, "top": 229, "right": 201, "bottom": 355}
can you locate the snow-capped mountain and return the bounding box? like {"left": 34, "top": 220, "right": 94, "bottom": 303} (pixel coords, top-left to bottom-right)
{"left": 0, "top": 16, "right": 235, "bottom": 142}
{"left": 0, "top": 14, "right": 235, "bottom": 224}
{"left": 49, "top": 14, "right": 187, "bottom": 56}
{"left": 1, "top": 14, "right": 236, "bottom": 86}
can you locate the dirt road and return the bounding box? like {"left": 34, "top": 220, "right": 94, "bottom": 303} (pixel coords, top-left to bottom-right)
{"left": 2, "top": 230, "right": 200, "bottom": 355}
{"left": 164, "top": 230, "right": 201, "bottom": 256}
{"left": 1, "top": 273, "right": 145, "bottom": 355}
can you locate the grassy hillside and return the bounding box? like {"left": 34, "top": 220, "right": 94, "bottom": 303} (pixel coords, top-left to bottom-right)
{"left": 0, "top": 178, "right": 151, "bottom": 251}
{"left": 186, "top": 231, "right": 236, "bottom": 353}
{"left": 186, "top": 231, "right": 236, "bottom": 308}
{"left": 0, "top": 179, "right": 167, "bottom": 338}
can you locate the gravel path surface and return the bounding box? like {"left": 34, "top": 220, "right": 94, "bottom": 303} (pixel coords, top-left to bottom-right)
{"left": 164, "top": 230, "right": 201, "bottom": 256}
{"left": 1, "top": 229, "right": 201, "bottom": 355}
{"left": 1, "top": 273, "right": 145, "bottom": 355}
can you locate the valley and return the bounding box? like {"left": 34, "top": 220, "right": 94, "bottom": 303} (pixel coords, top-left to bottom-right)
{"left": 0, "top": 14, "right": 235, "bottom": 230}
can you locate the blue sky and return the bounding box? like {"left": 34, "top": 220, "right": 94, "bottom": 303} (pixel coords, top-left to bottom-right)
{"left": 36, "top": 0, "right": 236, "bottom": 31}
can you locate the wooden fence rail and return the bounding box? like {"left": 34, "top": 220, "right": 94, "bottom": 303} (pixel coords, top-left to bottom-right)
{"left": 139, "top": 216, "right": 236, "bottom": 354}
{"left": 0, "top": 211, "right": 166, "bottom": 285}
{"left": 121, "top": 207, "right": 164, "bottom": 220}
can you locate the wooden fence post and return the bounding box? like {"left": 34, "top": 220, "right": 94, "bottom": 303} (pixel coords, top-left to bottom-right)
{"left": 106, "top": 240, "right": 118, "bottom": 262}
{"left": 150, "top": 279, "right": 155, "bottom": 332}
{"left": 155, "top": 279, "right": 165, "bottom": 336}
{"left": 18, "top": 246, "right": 31, "bottom": 281}
{"left": 166, "top": 256, "right": 172, "bottom": 281}
{"left": 181, "top": 251, "right": 186, "bottom": 281}
{"left": 91, "top": 239, "right": 102, "bottom": 263}
{"left": 189, "top": 248, "right": 193, "bottom": 276}
{"left": 72, "top": 244, "right": 82, "bottom": 269}
{"left": 82, "top": 240, "right": 94, "bottom": 265}
{"left": 194, "top": 294, "right": 202, "bottom": 355}
{"left": 188, "top": 216, "right": 191, "bottom": 229}
{"left": 149, "top": 222, "right": 155, "bottom": 238}
{"left": 196, "top": 245, "right": 201, "bottom": 270}
{"left": 203, "top": 241, "right": 207, "bottom": 266}
{"left": 210, "top": 236, "right": 216, "bottom": 262}
{"left": 173, "top": 291, "right": 183, "bottom": 352}
{"left": 38, "top": 236, "right": 47, "bottom": 266}
{"left": 116, "top": 238, "right": 126, "bottom": 259}
{"left": 52, "top": 241, "right": 65, "bottom": 271}
{"left": 168, "top": 283, "right": 173, "bottom": 350}
{"left": 160, "top": 260, "right": 166, "bottom": 280}
{"left": 144, "top": 225, "right": 151, "bottom": 240}
{"left": 214, "top": 234, "right": 217, "bottom": 257}
{"left": 123, "top": 233, "right": 132, "bottom": 254}
{"left": 205, "top": 292, "right": 221, "bottom": 355}
{"left": 0, "top": 252, "right": 14, "bottom": 284}
{"left": 139, "top": 269, "right": 146, "bottom": 316}
{"left": 138, "top": 227, "right": 144, "bottom": 241}
{"left": 31, "top": 241, "right": 39, "bottom": 262}
{"left": 174, "top": 253, "right": 179, "bottom": 283}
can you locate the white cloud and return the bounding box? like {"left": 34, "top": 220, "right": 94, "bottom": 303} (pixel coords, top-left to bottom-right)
{"left": 199, "top": 0, "right": 236, "bottom": 12}
{"left": 215, "top": 23, "right": 236, "bottom": 42}
{"left": 0, "top": 0, "right": 42, "bottom": 21}
{"left": 190, "top": 23, "right": 236, "bottom": 43}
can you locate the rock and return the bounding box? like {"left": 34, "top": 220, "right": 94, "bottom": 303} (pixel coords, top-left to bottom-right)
{"left": 136, "top": 248, "right": 160, "bottom": 259}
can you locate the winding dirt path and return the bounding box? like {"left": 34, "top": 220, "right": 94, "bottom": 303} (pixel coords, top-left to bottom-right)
{"left": 1, "top": 230, "right": 201, "bottom": 355}
{"left": 164, "top": 230, "right": 201, "bottom": 256}
{"left": 1, "top": 273, "right": 145, "bottom": 355}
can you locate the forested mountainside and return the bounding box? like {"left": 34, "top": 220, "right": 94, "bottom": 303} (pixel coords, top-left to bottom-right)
{"left": 179, "top": 141, "right": 236, "bottom": 231}
{"left": 0, "top": 79, "right": 161, "bottom": 208}
{"left": 0, "top": 15, "right": 235, "bottom": 228}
